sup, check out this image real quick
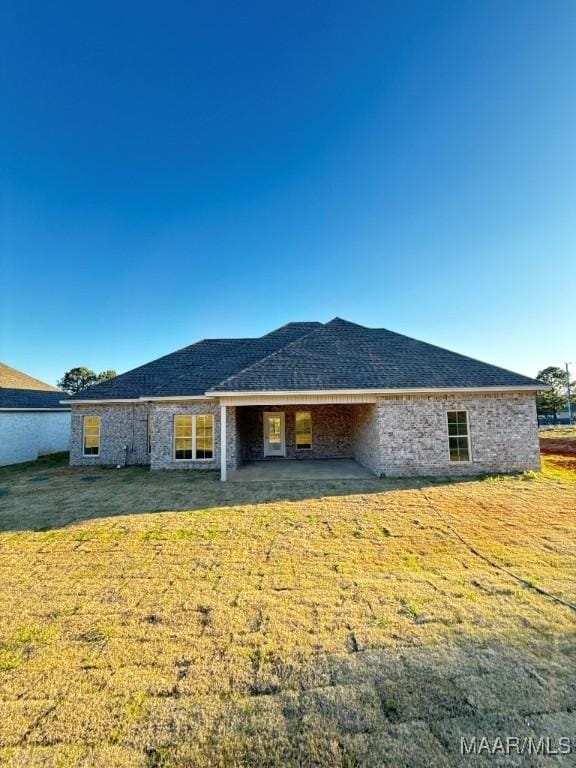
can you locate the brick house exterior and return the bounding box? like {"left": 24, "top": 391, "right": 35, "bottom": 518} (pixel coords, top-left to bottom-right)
{"left": 64, "top": 319, "right": 546, "bottom": 479}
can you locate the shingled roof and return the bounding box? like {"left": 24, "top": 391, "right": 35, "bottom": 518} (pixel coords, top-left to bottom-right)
{"left": 67, "top": 323, "right": 322, "bottom": 401}
{"left": 67, "top": 318, "right": 545, "bottom": 401}
{"left": 0, "top": 363, "right": 59, "bottom": 391}
{"left": 0, "top": 363, "right": 69, "bottom": 410}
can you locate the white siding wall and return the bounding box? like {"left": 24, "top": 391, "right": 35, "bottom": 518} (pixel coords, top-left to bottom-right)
{"left": 37, "top": 412, "right": 71, "bottom": 455}
{"left": 0, "top": 412, "right": 71, "bottom": 466}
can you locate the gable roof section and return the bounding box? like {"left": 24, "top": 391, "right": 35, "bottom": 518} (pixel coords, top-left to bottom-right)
{"left": 68, "top": 322, "right": 322, "bottom": 401}
{"left": 0, "top": 363, "right": 68, "bottom": 411}
{"left": 209, "top": 318, "right": 545, "bottom": 392}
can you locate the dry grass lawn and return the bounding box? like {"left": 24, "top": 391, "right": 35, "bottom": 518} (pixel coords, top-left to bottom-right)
{"left": 0, "top": 452, "right": 575, "bottom": 767}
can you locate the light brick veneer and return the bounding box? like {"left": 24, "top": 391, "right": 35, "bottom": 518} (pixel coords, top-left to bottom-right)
{"left": 70, "top": 404, "right": 151, "bottom": 466}
{"left": 70, "top": 392, "right": 540, "bottom": 477}
{"left": 351, "top": 392, "right": 540, "bottom": 476}
{"left": 71, "top": 402, "right": 239, "bottom": 471}
{"left": 150, "top": 402, "right": 238, "bottom": 471}
{"left": 238, "top": 405, "right": 355, "bottom": 461}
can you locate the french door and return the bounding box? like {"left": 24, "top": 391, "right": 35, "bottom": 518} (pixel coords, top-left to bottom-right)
{"left": 263, "top": 412, "right": 285, "bottom": 457}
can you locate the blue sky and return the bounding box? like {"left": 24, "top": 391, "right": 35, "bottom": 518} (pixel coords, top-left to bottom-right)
{"left": 1, "top": 0, "right": 575, "bottom": 385}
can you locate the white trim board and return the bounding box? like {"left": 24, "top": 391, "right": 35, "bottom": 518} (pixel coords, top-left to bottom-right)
{"left": 62, "top": 384, "right": 548, "bottom": 407}
{"left": 211, "top": 385, "right": 547, "bottom": 397}
{"left": 0, "top": 408, "right": 71, "bottom": 412}
{"left": 62, "top": 395, "right": 215, "bottom": 405}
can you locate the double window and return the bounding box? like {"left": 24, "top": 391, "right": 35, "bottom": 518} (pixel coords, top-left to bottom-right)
{"left": 447, "top": 410, "right": 471, "bottom": 462}
{"left": 83, "top": 415, "right": 100, "bottom": 456}
{"left": 295, "top": 411, "right": 312, "bottom": 450}
{"left": 174, "top": 414, "right": 214, "bottom": 460}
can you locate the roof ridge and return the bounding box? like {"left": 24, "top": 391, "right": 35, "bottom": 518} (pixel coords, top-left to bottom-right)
{"left": 324, "top": 317, "right": 368, "bottom": 330}
{"left": 208, "top": 322, "right": 327, "bottom": 391}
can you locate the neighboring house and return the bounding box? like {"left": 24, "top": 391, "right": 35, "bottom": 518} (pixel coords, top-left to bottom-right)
{"left": 64, "top": 318, "right": 547, "bottom": 479}
{"left": 0, "top": 363, "right": 71, "bottom": 466}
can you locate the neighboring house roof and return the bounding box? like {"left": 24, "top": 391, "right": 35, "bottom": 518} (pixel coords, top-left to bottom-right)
{"left": 66, "top": 318, "right": 545, "bottom": 402}
{"left": 0, "top": 363, "right": 68, "bottom": 411}
{"left": 0, "top": 363, "right": 59, "bottom": 391}
{"left": 0, "top": 388, "right": 70, "bottom": 411}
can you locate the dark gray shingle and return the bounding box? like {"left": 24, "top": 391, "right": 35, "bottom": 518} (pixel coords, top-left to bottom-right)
{"left": 209, "top": 318, "right": 544, "bottom": 392}
{"left": 68, "top": 322, "right": 322, "bottom": 400}
{"left": 67, "top": 317, "right": 544, "bottom": 400}
{"left": 0, "top": 388, "right": 69, "bottom": 410}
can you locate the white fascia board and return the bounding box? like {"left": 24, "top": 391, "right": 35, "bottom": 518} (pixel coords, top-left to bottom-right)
{"left": 61, "top": 398, "right": 141, "bottom": 405}
{"left": 140, "top": 395, "right": 214, "bottom": 402}
{"left": 0, "top": 407, "right": 71, "bottom": 412}
{"left": 209, "top": 385, "right": 549, "bottom": 397}
{"left": 62, "top": 384, "right": 550, "bottom": 407}
{"left": 62, "top": 395, "right": 214, "bottom": 405}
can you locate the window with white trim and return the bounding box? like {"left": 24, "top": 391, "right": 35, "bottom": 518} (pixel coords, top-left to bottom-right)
{"left": 147, "top": 414, "right": 152, "bottom": 454}
{"left": 174, "top": 414, "right": 214, "bottom": 460}
{"left": 83, "top": 415, "right": 100, "bottom": 456}
{"left": 295, "top": 411, "right": 312, "bottom": 450}
{"left": 447, "top": 410, "right": 470, "bottom": 462}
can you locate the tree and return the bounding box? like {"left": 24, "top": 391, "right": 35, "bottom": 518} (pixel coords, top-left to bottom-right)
{"left": 97, "top": 370, "right": 117, "bottom": 384}
{"left": 536, "top": 366, "right": 574, "bottom": 422}
{"left": 57, "top": 367, "right": 117, "bottom": 394}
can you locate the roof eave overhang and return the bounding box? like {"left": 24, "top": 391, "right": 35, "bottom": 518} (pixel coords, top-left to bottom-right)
{"left": 62, "top": 384, "right": 550, "bottom": 406}
{"left": 208, "top": 385, "right": 550, "bottom": 396}
{"left": 61, "top": 394, "right": 213, "bottom": 405}
{"left": 0, "top": 407, "right": 71, "bottom": 412}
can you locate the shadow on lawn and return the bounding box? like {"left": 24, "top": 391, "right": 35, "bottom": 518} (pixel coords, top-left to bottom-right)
{"left": 143, "top": 637, "right": 576, "bottom": 768}
{"left": 0, "top": 452, "right": 498, "bottom": 533}
{"left": 44, "top": 635, "right": 572, "bottom": 768}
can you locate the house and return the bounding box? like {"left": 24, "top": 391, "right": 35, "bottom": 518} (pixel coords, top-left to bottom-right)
{"left": 0, "top": 363, "right": 71, "bottom": 466}
{"left": 64, "top": 319, "right": 546, "bottom": 480}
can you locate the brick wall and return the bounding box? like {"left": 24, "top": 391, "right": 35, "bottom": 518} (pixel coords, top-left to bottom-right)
{"left": 150, "top": 402, "right": 238, "bottom": 471}
{"left": 70, "top": 404, "right": 151, "bottom": 466}
{"left": 350, "top": 404, "right": 381, "bottom": 475}
{"left": 238, "top": 405, "right": 355, "bottom": 461}
{"left": 69, "top": 393, "right": 540, "bottom": 477}
{"left": 352, "top": 392, "right": 540, "bottom": 476}
{"left": 70, "top": 402, "right": 239, "bottom": 471}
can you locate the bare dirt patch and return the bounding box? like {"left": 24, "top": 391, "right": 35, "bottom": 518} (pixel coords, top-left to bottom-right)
{"left": 540, "top": 438, "right": 576, "bottom": 456}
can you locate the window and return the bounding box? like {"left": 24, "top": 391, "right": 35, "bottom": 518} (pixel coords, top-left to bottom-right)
{"left": 195, "top": 414, "right": 214, "bottom": 459}
{"left": 295, "top": 411, "right": 312, "bottom": 450}
{"left": 174, "top": 414, "right": 214, "bottom": 460}
{"left": 447, "top": 411, "right": 470, "bottom": 462}
{"left": 83, "top": 415, "right": 100, "bottom": 456}
{"left": 174, "top": 415, "right": 193, "bottom": 459}
{"left": 147, "top": 414, "right": 152, "bottom": 454}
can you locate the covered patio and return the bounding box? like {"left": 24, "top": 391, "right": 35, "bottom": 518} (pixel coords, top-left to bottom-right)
{"left": 219, "top": 398, "right": 379, "bottom": 480}
{"left": 228, "top": 458, "right": 373, "bottom": 482}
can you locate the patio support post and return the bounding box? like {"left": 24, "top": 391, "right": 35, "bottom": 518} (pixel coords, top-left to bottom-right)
{"left": 220, "top": 404, "right": 227, "bottom": 481}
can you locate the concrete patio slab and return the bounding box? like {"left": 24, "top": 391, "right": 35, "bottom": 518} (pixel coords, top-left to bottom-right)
{"left": 228, "top": 458, "right": 373, "bottom": 482}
